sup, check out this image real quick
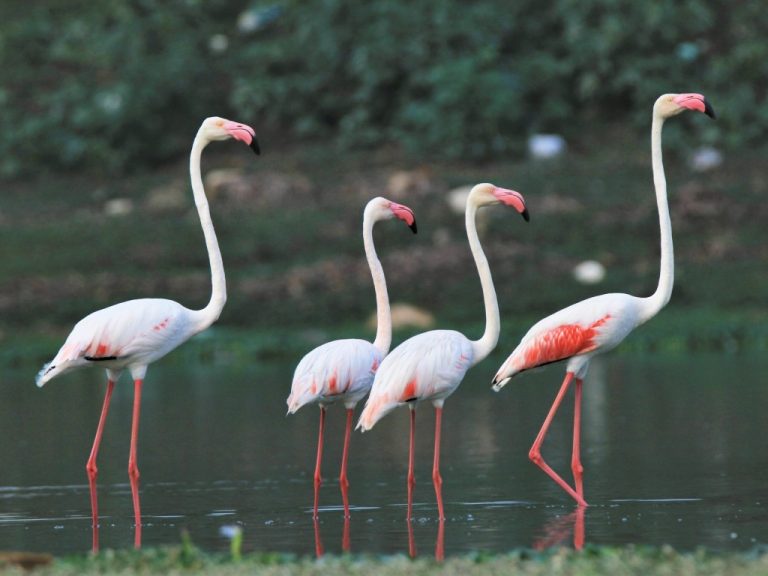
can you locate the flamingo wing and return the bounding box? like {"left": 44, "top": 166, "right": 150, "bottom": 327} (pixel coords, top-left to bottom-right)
{"left": 494, "top": 293, "right": 642, "bottom": 386}
{"left": 287, "top": 339, "right": 382, "bottom": 413}
{"left": 36, "top": 298, "right": 191, "bottom": 386}
{"left": 357, "top": 330, "right": 473, "bottom": 431}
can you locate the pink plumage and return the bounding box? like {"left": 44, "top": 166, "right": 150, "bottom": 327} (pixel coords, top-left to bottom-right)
{"left": 357, "top": 330, "right": 473, "bottom": 431}
{"left": 287, "top": 339, "right": 383, "bottom": 413}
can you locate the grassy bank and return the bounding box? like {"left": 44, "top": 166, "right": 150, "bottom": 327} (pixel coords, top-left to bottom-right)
{"left": 3, "top": 545, "right": 768, "bottom": 576}
{"left": 1, "top": 130, "right": 767, "bottom": 359}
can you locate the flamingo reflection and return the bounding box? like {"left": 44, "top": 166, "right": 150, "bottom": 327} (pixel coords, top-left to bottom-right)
{"left": 533, "top": 505, "right": 585, "bottom": 551}
{"left": 312, "top": 514, "right": 352, "bottom": 558}
{"left": 405, "top": 518, "right": 446, "bottom": 561}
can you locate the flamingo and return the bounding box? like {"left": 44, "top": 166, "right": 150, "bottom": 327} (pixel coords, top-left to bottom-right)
{"left": 287, "top": 196, "right": 417, "bottom": 521}
{"left": 492, "top": 93, "right": 715, "bottom": 507}
{"left": 357, "top": 183, "right": 529, "bottom": 521}
{"left": 35, "top": 116, "right": 259, "bottom": 550}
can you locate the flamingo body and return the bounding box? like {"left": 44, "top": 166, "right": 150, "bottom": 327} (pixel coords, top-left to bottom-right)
{"left": 288, "top": 338, "right": 383, "bottom": 412}
{"left": 37, "top": 298, "right": 199, "bottom": 386}
{"left": 357, "top": 330, "right": 473, "bottom": 431}
{"left": 35, "top": 116, "right": 259, "bottom": 551}
{"left": 494, "top": 293, "right": 643, "bottom": 384}
{"left": 356, "top": 183, "right": 529, "bottom": 520}
{"left": 287, "top": 196, "right": 417, "bottom": 519}
{"left": 492, "top": 93, "right": 715, "bottom": 507}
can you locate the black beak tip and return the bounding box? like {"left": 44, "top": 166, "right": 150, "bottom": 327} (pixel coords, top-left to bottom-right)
{"left": 250, "top": 137, "right": 261, "bottom": 155}
{"left": 409, "top": 221, "right": 418, "bottom": 234}
{"left": 704, "top": 100, "right": 716, "bottom": 119}
{"left": 521, "top": 208, "right": 530, "bottom": 222}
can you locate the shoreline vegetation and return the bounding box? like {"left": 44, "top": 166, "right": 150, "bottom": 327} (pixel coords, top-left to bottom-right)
{"left": 2, "top": 135, "right": 767, "bottom": 372}
{"left": 3, "top": 544, "right": 768, "bottom": 575}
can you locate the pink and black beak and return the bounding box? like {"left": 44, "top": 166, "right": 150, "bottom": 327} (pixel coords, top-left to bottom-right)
{"left": 674, "top": 93, "right": 716, "bottom": 120}
{"left": 493, "top": 187, "right": 530, "bottom": 222}
{"left": 391, "top": 202, "right": 418, "bottom": 233}
{"left": 224, "top": 121, "right": 261, "bottom": 155}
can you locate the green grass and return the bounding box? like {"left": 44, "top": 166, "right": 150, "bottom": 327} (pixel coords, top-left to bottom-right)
{"left": 3, "top": 545, "right": 768, "bottom": 576}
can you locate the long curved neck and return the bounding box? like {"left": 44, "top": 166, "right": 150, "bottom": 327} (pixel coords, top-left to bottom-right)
{"left": 640, "top": 111, "right": 673, "bottom": 324}
{"left": 189, "top": 133, "right": 227, "bottom": 331}
{"left": 364, "top": 210, "right": 392, "bottom": 355}
{"left": 466, "top": 201, "right": 500, "bottom": 365}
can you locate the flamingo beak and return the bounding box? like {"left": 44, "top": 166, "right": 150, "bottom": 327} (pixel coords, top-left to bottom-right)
{"left": 223, "top": 121, "right": 261, "bottom": 155}
{"left": 673, "top": 94, "right": 716, "bottom": 120}
{"left": 703, "top": 99, "right": 716, "bottom": 119}
{"left": 390, "top": 203, "right": 418, "bottom": 233}
{"left": 492, "top": 187, "right": 530, "bottom": 222}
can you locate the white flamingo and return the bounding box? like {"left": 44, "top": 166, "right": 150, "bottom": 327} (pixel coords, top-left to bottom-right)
{"left": 36, "top": 116, "right": 259, "bottom": 550}
{"left": 492, "top": 93, "right": 715, "bottom": 507}
{"left": 357, "top": 183, "right": 529, "bottom": 521}
{"left": 287, "top": 196, "right": 417, "bottom": 520}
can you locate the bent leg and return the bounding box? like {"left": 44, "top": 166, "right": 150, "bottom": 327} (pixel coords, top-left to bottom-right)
{"left": 529, "top": 372, "right": 588, "bottom": 507}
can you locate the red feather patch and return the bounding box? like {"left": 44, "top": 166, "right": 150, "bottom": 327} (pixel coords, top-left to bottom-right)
{"left": 521, "top": 315, "right": 611, "bottom": 370}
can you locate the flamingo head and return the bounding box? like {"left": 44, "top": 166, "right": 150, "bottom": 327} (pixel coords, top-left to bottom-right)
{"left": 368, "top": 197, "right": 418, "bottom": 233}
{"left": 200, "top": 116, "right": 260, "bottom": 154}
{"left": 654, "top": 93, "right": 716, "bottom": 120}
{"left": 469, "top": 183, "right": 529, "bottom": 221}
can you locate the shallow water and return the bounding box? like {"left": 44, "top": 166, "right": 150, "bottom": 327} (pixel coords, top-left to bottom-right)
{"left": 2, "top": 350, "right": 768, "bottom": 557}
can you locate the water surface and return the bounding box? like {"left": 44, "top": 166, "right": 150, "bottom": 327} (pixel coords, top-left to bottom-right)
{"left": 2, "top": 351, "right": 767, "bottom": 557}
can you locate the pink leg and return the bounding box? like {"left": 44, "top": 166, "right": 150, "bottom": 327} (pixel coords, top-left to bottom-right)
{"left": 435, "top": 518, "right": 445, "bottom": 562}
{"left": 128, "top": 379, "right": 143, "bottom": 549}
{"left": 529, "top": 372, "right": 588, "bottom": 507}
{"left": 407, "top": 518, "right": 417, "bottom": 558}
{"left": 432, "top": 407, "right": 445, "bottom": 521}
{"left": 406, "top": 407, "right": 416, "bottom": 522}
{"left": 313, "top": 516, "right": 324, "bottom": 558}
{"left": 571, "top": 378, "right": 585, "bottom": 501}
{"left": 86, "top": 379, "right": 115, "bottom": 553}
{"left": 313, "top": 406, "right": 326, "bottom": 520}
{"left": 573, "top": 505, "right": 585, "bottom": 550}
{"left": 342, "top": 514, "right": 351, "bottom": 553}
{"left": 339, "top": 408, "right": 353, "bottom": 518}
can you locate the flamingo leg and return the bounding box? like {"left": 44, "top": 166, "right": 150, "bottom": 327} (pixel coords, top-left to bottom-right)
{"left": 432, "top": 406, "right": 445, "bottom": 521}
{"left": 529, "top": 372, "right": 588, "bottom": 507}
{"left": 573, "top": 505, "right": 586, "bottom": 550}
{"left": 313, "top": 516, "right": 324, "bottom": 558}
{"left": 407, "top": 406, "right": 416, "bottom": 522}
{"left": 339, "top": 408, "right": 353, "bottom": 519}
{"left": 342, "top": 514, "right": 351, "bottom": 553}
{"left": 435, "top": 518, "right": 445, "bottom": 561}
{"left": 128, "top": 379, "right": 143, "bottom": 549}
{"left": 86, "top": 378, "right": 115, "bottom": 553}
{"left": 313, "top": 406, "right": 326, "bottom": 519}
{"left": 571, "top": 378, "right": 585, "bottom": 500}
{"left": 407, "top": 518, "right": 417, "bottom": 558}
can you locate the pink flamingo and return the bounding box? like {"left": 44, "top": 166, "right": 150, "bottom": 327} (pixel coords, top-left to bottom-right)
{"left": 357, "top": 183, "right": 529, "bottom": 521}
{"left": 492, "top": 93, "right": 715, "bottom": 507}
{"left": 35, "top": 117, "right": 259, "bottom": 550}
{"left": 287, "top": 197, "right": 417, "bottom": 520}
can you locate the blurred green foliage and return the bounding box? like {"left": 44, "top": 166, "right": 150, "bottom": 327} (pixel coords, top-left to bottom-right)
{"left": 1, "top": 0, "right": 766, "bottom": 176}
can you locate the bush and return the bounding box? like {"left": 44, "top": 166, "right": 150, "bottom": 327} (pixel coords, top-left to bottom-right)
{"left": 0, "top": 0, "right": 242, "bottom": 177}
{"left": 1, "top": 0, "right": 766, "bottom": 176}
